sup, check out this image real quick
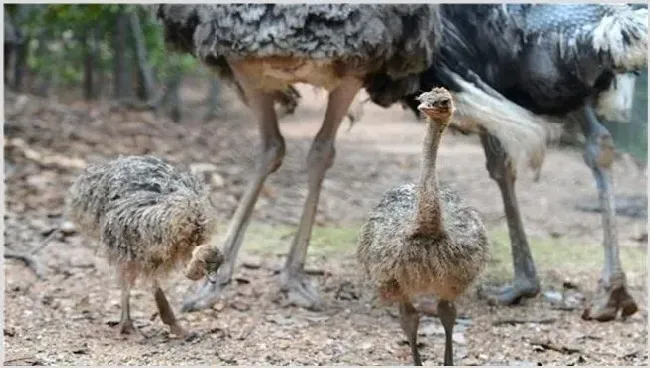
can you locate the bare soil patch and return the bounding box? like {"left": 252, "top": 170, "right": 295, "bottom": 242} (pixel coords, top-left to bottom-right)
{"left": 3, "top": 85, "right": 647, "bottom": 365}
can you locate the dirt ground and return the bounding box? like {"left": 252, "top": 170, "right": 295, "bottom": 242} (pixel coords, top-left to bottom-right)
{"left": 3, "top": 83, "right": 648, "bottom": 366}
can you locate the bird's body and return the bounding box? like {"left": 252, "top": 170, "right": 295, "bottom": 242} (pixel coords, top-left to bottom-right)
{"left": 157, "top": 4, "right": 439, "bottom": 98}
{"left": 357, "top": 183, "right": 488, "bottom": 303}
{"left": 403, "top": 3, "right": 646, "bottom": 125}
{"left": 155, "top": 4, "right": 445, "bottom": 312}
{"left": 66, "top": 155, "right": 222, "bottom": 337}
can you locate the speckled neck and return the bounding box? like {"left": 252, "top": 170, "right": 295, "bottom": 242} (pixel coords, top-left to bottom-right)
{"left": 413, "top": 117, "right": 447, "bottom": 236}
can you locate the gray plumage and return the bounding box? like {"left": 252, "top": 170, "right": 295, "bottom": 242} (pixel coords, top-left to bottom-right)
{"left": 66, "top": 155, "right": 223, "bottom": 337}
{"left": 357, "top": 183, "right": 488, "bottom": 302}
{"left": 357, "top": 88, "right": 489, "bottom": 365}
{"left": 155, "top": 4, "right": 441, "bottom": 104}
{"left": 66, "top": 155, "right": 219, "bottom": 279}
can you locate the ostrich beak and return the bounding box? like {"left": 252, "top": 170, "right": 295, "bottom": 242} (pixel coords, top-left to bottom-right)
{"left": 207, "top": 271, "right": 219, "bottom": 283}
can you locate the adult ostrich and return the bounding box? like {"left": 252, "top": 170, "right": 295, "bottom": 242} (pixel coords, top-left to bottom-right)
{"left": 155, "top": 4, "right": 447, "bottom": 312}
{"left": 396, "top": 3, "right": 647, "bottom": 321}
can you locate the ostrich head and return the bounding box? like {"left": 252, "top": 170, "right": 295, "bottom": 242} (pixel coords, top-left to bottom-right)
{"left": 416, "top": 87, "right": 455, "bottom": 123}
{"left": 185, "top": 244, "right": 225, "bottom": 282}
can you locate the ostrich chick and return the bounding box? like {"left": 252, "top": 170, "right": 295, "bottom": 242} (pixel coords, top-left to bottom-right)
{"left": 357, "top": 88, "right": 489, "bottom": 366}
{"left": 66, "top": 155, "right": 224, "bottom": 338}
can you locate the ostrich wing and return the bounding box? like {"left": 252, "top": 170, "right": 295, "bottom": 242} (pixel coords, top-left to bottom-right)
{"left": 509, "top": 4, "right": 647, "bottom": 72}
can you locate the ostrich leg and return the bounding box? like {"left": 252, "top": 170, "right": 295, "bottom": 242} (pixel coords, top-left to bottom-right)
{"left": 480, "top": 133, "right": 541, "bottom": 305}
{"left": 117, "top": 268, "right": 146, "bottom": 340}
{"left": 152, "top": 280, "right": 188, "bottom": 337}
{"left": 281, "top": 77, "right": 363, "bottom": 309}
{"left": 182, "top": 66, "right": 285, "bottom": 313}
{"left": 580, "top": 104, "right": 638, "bottom": 322}
{"left": 399, "top": 300, "right": 422, "bottom": 366}
{"left": 437, "top": 300, "right": 456, "bottom": 366}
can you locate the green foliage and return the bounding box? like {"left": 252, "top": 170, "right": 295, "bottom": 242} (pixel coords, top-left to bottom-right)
{"left": 8, "top": 4, "right": 199, "bottom": 95}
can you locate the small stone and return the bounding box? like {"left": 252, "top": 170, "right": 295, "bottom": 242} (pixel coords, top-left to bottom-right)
{"left": 230, "top": 301, "right": 250, "bottom": 312}
{"left": 360, "top": 342, "right": 373, "bottom": 350}
{"left": 453, "top": 332, "right": 466, "bottom": 345}
{"left": 543, "top": 290, "right": 563, "bottom": 304}
{"left": 211, "top": 173, "right": 226, "bottom": 188}
{"left": 60, "top": 221, "right": 77, "bottom": 235}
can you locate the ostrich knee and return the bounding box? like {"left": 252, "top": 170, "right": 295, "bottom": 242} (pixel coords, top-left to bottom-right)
{"left": 580, "top": 103, "right": 638, "bottom": 321}
{"left": 479, "top": 133, "right": 539, "bottom": 301}
{"left": 581, "top": 104, "right": 623, "bottom": 284}
{"left": 284, "top": 77, "right": 362, "bottom": 274}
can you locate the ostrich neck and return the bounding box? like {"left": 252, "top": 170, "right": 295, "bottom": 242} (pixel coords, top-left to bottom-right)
{"left": 413, "top": 117, "right": 446, "bottom": 236}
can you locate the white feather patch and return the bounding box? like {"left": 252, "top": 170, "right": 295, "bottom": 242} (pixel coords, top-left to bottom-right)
{"left": 596, "top": 72, "right": 637, "bottom": 123}
{"left": 446, "top": 70, "right": 552, "bottom": 173}
{"left": 591, "top": 7, "right": 648, "bottom": 71}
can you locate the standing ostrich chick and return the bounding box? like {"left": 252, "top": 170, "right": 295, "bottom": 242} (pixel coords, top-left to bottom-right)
{"left": 357, "top": 88, "right": 489, "bottom": 366}
{"left": 66, "top": 155, "right": 224, "bottom": 338}
{"left": 155, "top": 4, "right": 443, "bottom": 312}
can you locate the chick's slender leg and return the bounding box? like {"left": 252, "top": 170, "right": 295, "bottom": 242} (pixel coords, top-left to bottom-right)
{"left": 119, "top": 280, "right": 135, "bottom": 334}
{"left": 117, "top": 270, "right": 145, "bottom": 339}
{"left": 182, "top": 65, "right": 285, "bottom": 313}
{"left": 152, "top": 280, "right": 188, "bottom": 337}
{"left": 480, "top": 133, "right": 540, "bottom": 305}
{"left": 281, "top": 77, "right": 362, "bottom": 310}
{"left": 399, "top": 300, "right": 422, "bottom": 366}
{"left": 437, "top": 300, "right": 456, "bottom": 366}
{"left": 580, "top": 103, "right": 638, "bottom": 322}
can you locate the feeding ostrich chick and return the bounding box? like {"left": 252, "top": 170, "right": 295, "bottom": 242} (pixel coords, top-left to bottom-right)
{"left": 67, "top": 156, "right": 224, "bottom": 337}
{"left": 155, "top": 4, "right": 443, "bottom": 311}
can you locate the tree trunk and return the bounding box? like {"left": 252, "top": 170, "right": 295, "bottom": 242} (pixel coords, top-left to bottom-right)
{"left": 203, "top": 78, "right": 222, "bottom": 122}
{"left": 154, "top": 62, "right": 183, "bottom": 122}
{"left": 82, "top": 29, "right": 95, "bottom": 100}
{"left": 128, "top": 10, "right": 156, "bottom": 102}
{"left": 4, "top": 43, "right": 13, "bottom": 86}
{"left": 94, "top": 23, "right": 105, "bottom": 99}
{"left": 13, "top": 38, "right": 28, "bottom": 92}
{"left": 166, "top": 71, "right": 183, "bottom": 123}
{"left": 113, "top": 11, "right": 132, "bottom": 100}
{"left": 4, "top": 10, "right": 26, "bottom": 90}
{"left": 35, "top": 32, "right": 52, "bottom": 97}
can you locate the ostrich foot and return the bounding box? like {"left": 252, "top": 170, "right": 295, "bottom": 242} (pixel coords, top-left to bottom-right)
{"left": 118, "top": 319, "right": 147, "bottom": 341}
{"left": 484, "top": 279, "right": 540, "bottom": 306}
{"left": 181, "top": 278, "right": 227, "bottom": 313}
{"left": 168, "top": 324, "right": 198, "bottom": 342}
{"left": 280, "top": 272, "right": 324, "bottom": 311}
{"left": 169, "top": 324, "right": 188, "bottom": 337}
{"left": 582, "top": 274, "right": 638, "bottom": 322}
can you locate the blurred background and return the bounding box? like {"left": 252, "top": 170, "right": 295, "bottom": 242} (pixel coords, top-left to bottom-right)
{"left": 4, "top": 4, "right": 222, "bottom": 123}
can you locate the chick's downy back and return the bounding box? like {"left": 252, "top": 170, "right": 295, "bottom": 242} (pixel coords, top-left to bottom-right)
{"left": 67, "top": 156, "right": 217, "bottom": 277}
